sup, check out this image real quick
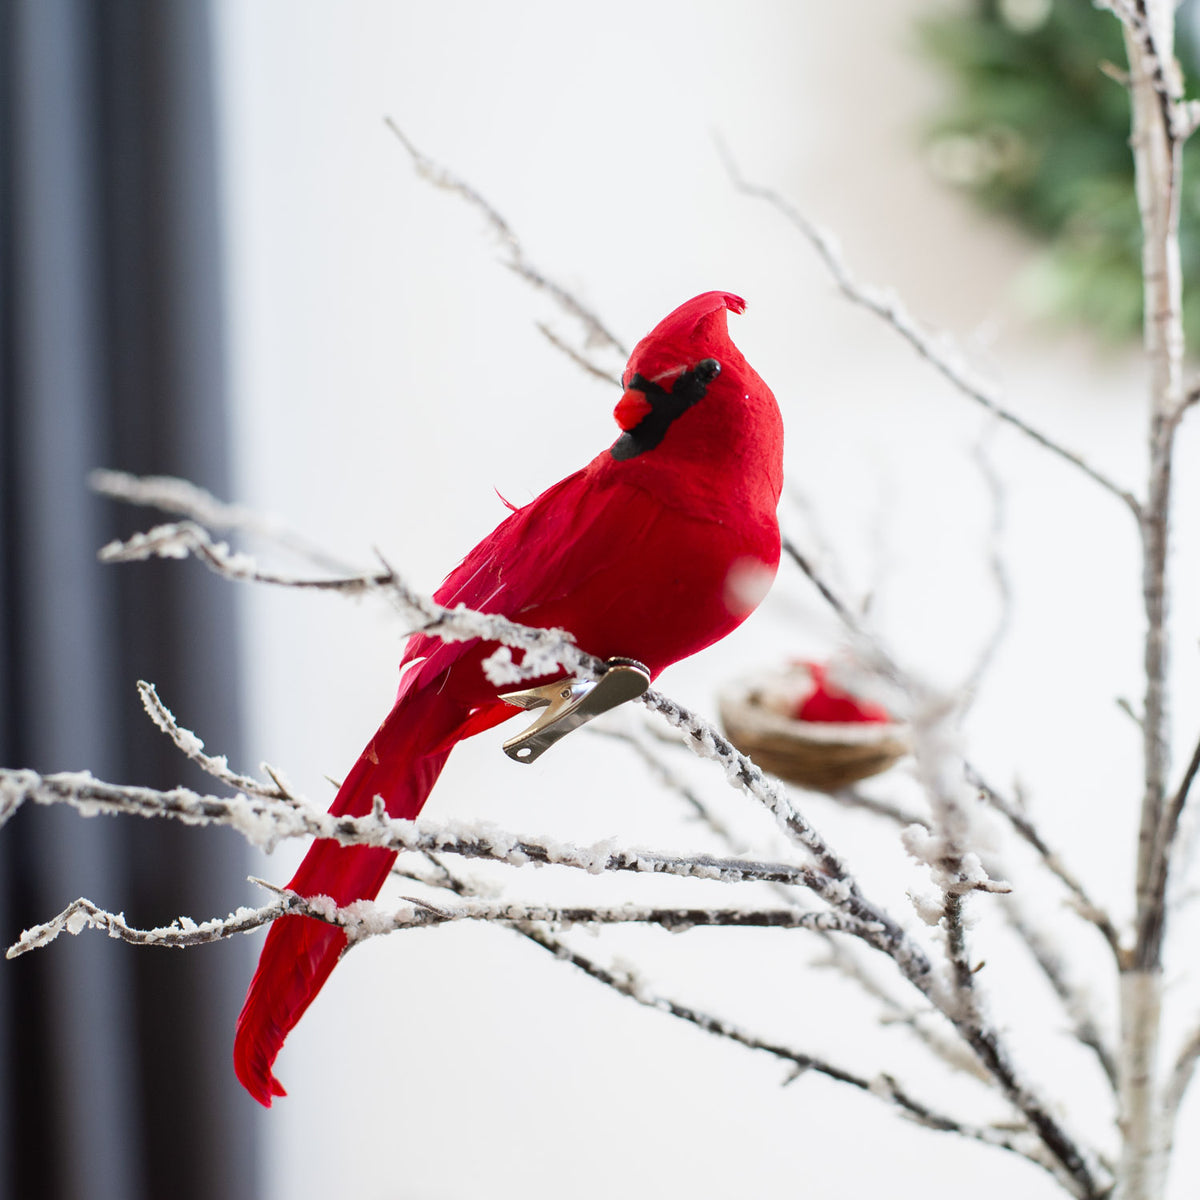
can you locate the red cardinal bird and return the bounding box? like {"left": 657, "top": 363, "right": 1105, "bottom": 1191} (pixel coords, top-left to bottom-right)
{"left": 234, "top": 291, "right": 785, "bottom": 1104}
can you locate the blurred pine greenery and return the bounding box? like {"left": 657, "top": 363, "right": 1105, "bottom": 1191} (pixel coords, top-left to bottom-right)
{"left": 919, "top": 0, "right": 1200, "bottom": 346}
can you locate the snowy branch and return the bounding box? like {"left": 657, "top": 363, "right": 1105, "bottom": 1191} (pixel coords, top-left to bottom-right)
{"left": 718, "top": 144, "right": 1141, "bottom": 517}
{"left": 639, "top": 687, "right": 859, "bottom": 887}
{"left": 384, "top": 119, "right": 628, "bottom": 369}
{"left": 961, "top": 429, "right": 1015, "bottom": 700}
{"left": 0, "top": 764, "right": 839, "bottom": 890}
{"left": 776, "top": 515, "right": 1104, "bottom": 1195}
{"left": 0, "top": 675, "right": 1106, "bottom": 1194}
{"left": 518, "top": 923, "right": 1067, "bottom": 1183}
{"left": 397, "top": 849, "right": 1049, "bottom": 1170}
{"left": 137, "top": 679, "right": 294, "bottom": 802}
{"left": 99, "top": 518, "right": 604, "bottom": 688}
{"left": 965, "top": 766, "right": 1123, "bottom": 956}
{"left": 99, "top": 518, "right": 390, "bottom": 593}
{"left": 6, "top": 894, "right": 303, "bottom": 957}
{"left": 1001, "top": 899, "right": 1118, "bottom": 1091}
{"left": 1149, "top": 727, "right": 1200, "bottom": 924}
{"left": 781, "top": 535, "right": 904, "bottom": 684}
{"left": 7, "top": 890, "right": 878, "bottom": 959}
{"left": 633, "top": 702, "right": 1105, "bottom": 1196}
{"left": 1092, "top": 5, "right": 1186, "bottom": 1196}
{"left": 590, "top": 724, "right": 748, "bottom": 850}
{"left": 814, "top": 933, "right": 996, "bottom": 1090}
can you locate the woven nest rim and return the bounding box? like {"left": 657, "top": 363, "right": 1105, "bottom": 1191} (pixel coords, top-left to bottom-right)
{"left": 718, "top": 674, "right": 912, "bottom": 751}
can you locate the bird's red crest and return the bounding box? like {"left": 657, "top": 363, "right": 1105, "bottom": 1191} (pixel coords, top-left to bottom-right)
{"left": 625, "top": 291, "right": 746, "bottom": 384}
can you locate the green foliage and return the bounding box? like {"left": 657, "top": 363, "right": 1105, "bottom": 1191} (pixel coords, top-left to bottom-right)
{"left": 919, "top": 0, "right": 1200, "bottom": 346}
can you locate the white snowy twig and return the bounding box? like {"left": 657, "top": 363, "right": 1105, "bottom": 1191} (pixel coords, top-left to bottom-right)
{"left": 400, "top": 852, "right": 1036, "bottom": 1165}
{"left": 718, "top": 143, "right": 1141, "bottom": 517}
{"left": 590, "top": 724, "right": 747, "bottom": 850}
{"left": 781, "top": 535, "right": 906, "bottom": 688}
{"left": 98, "top": 519, "right": 602, "bottom": 688}
{"left": 518, "top": 924, "right": 1063, "bottom": 1181}
{"left": 960, "top": 428, "right": 1015, "bottom": 700}
{"left": 640, "top": 687, "right": 860, "bottom": 887}
{"left": 965, "top": 765, "right": 1123, "bottom": 955}
{"left": 902, "top": 700, "right": 1004, "bottom": 1032}
{"left": 6, "top": 891, "right": 880, "bottom": 959}
{"left": 6, "top": 894, "right": 303, "bottom": 957}
{"left": 0, "top": 765, "right": 833, "bottom": 891}
{"left": 535, "top": 322, "right": 622, "bottom": 388}
{"left": 89, "top": 468, "right": 355, "bottom": 574}
{"left": 136, "top": 679, "right": 295, "bottom": 801}
{"left": 1001, "top": 898, "right": 1118, "bottom": 1090}
{"left": 814, "top": 933, "right": 996, "bottom": 1090}
{"left": 771, "top": 536, "right": 1103, "bottom": 1193}
{"left": 637, "top": 702, "right": 1103, "bottom": 1195}
{"left": 384, "top": 119, "right": 628, "bottom": 366}
{"left": 99, "top": 519, "right": 384, "bottom": 591}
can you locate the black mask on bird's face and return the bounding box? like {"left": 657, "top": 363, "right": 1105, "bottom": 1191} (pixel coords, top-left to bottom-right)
{"left": 609, "top": 358, "right": 722, "bottom": 461}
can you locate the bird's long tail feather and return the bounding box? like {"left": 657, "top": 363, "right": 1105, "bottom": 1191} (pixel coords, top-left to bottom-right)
{"left": 233, "top": 687, "right": 480, "bottom": 1106}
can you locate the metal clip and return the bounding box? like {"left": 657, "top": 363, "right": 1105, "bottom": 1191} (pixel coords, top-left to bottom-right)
{"left": 500, "top": 657, "right": 652, "bottom": 764}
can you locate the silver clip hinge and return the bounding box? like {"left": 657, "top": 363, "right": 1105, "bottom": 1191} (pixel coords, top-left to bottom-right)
{"left": 500, "top": 657, "right": 652, "bottom": 764}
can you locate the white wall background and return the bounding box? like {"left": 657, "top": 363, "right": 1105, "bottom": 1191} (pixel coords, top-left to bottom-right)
{"left": 212, "top": 3, "right": 1200, "bottom": 1198}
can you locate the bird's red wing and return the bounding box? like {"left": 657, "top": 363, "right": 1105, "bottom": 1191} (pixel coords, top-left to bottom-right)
{"left": 433, "top": 468, "right": 594, "bottom": 610}
{"left": 391, "top": 466, "right": 598, "bottom": 694}
{"left": 412, "top": 467, "right": 651, "bottom": 657}
{"left": 406, "top": 459, "right": 770, "bottom": 682}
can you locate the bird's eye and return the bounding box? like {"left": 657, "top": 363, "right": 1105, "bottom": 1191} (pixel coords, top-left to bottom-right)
{"left": 693, "top": 359, "right": 721, "bottom": 384}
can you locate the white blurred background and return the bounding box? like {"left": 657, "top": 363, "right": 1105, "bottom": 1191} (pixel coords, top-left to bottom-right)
{"left": 212, "top": 2, "right": 1200, "bottom": 1197}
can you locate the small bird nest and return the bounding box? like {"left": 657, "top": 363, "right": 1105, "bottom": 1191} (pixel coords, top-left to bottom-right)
{"left": 719, "top": 664, "right": 910, "bottom": 793}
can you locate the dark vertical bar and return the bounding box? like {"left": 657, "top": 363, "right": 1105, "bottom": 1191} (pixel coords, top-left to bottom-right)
{"left": 4, "top": 3, "right": 142, "bottom": 1198}
{"left": 0, "top": 1, "right": 258, "bottom": 1196}
{"left": 92, "top": 6, "right": 259, "bottom": 1198}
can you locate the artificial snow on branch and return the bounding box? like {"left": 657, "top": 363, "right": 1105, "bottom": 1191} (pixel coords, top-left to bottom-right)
{"left": 383, "top": 119, "right": 627, "bottom": 380}
{"left": 137, "top": 679, "right": 294, "bottom": 802}
{"left": 7, "top": 889, "right": 879, "bottom": 959}
{"left": 0, "top": 763, "right": 838, "bottom": 891}
{"left": 717, "top": 141, "right": 1142, "bottom": 517}
{"left": 516, "top": 921, "right": 1064, "bottom": 1178}
{"left": 99, "top": 516, "right": 603, "bottom": 689}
